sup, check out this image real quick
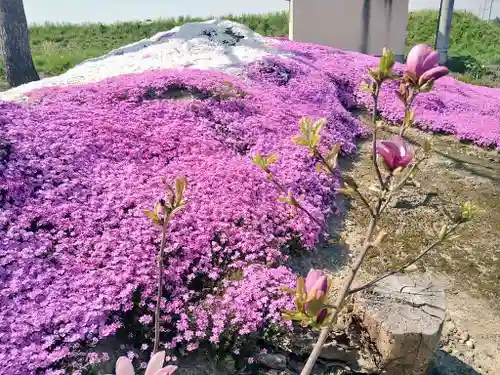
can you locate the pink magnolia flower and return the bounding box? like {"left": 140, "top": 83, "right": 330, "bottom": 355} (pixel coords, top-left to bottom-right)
{"left": 111, "top": 351, "right": 178, "bottom": 375}
{"left": 376, "top": 136, "right": 413, "bottom": 171}
{"left": 305, "top": 269, "right": 328, "bottom": 300}
{"left": 405, "top": 44, "right": 449, "bottom": 85}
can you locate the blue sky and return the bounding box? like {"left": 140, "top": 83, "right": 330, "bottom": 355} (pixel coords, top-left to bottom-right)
{"left": 23, "top": 0, "right": 500, "bottom": 24}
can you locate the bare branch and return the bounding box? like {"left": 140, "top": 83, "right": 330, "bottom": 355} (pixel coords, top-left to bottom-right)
{"left": 371, "top": 90, "right": 385, "bottom": 190}
{"left": 347, "top": 222, "right": 460, "bottom": 295}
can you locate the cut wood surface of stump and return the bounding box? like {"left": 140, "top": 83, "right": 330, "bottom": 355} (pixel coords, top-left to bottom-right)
{"left": 353, "top": 273, "right": 446, "bottom": 375}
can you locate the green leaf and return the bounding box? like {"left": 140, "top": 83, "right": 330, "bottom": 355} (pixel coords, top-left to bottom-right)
{"left": 288, "top": 193, "right": 299, "bottom": 207}
{"left": 252, "top": 153, "right": 266, "bottom": 169}
{"left": 315, "top": 163, "right": 326, "bottom": 174}
{"left": 299, "top": 117, "right": 310, "bottom": 136}
{"left": 360, "top": 81, "right": 373, "bottom": 93}
{"left": 154, "top": 201, "right": 163, "bottom": 216}
{"left": 378, "top": 54, "right": 387, "bottom": 72}
{"left": 277, "top": 196, "right": 291, "bottom": 205}
{"left": 310, "top": 135, "right": 319, "bottom": 149}
{"left": 280, "top": 286, "right": 297, "bottom": 295}
{"left": 175, "top": 176, "right": 187, "bottom": 206}
{"left": 312, "top": 118, "right": 326, "bottom": 138}
{"left": 282, "top": 310, "right": 307, "bottom": 321}
{"left": 328, "top": 143, "right": 341, "bottom": 159}
{"left": 423, "top": 139, "right": 432, "bottom": 153}
{"left": 297, "top": 276, "right": 306, "bottom": 298}
{"left": 419, "top": 79, "right": 435, "bottom": 93}
{"left": 291, "top": 136, "right": 309, "bottom": 146}
{"left": 368, "top": 69, "right": 380, "bottom": 82}
{"left": 460, "top": 201, "right": 479, "bottom": 221}
{"left": 143, "top": 209, "right": 162, "bottom": 226}
{"left": 294, "top": 295, "right": 304, "bottom": 312}
{"left": 266, "top": 153, "right": 279, "bottom": 165}
{"left": 404, "top": 110, "right": 415, "bottom": 127}
{"left": 304, "top": 299, "right": 324, "bottom": 316}
{"left": 171, "top": 201, "right": 187, "bottom": 215}
{"left": 381, "top": 47, "right": 395, "bottom": 74}
{"left": 438, "top": 224, "right": 448, "bottom": 241}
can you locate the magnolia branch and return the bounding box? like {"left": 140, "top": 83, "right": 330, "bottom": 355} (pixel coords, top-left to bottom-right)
{"left": 153, "top": 213, "right": 171, "bottom": 354}
{"left": 300, "top": 199, "right": 382, "bottom": 375}
{"left": 348, "top": 222, "right": 460, "bottom": 295}
{"left": 300, "top": 48, "right": 453, "bottom": 375}
{"left": 371, "top": 90, "right": 385, "bottom": 190}
{"left": 266, "top": 172, "right": 324, "bottom": 228}
{"left": 314, "top": 149, "right": 375, "bottom": 217}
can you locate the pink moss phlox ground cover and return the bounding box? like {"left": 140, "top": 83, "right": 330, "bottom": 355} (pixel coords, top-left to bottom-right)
{"left": 277, "top": 39, "right": 500, "bottom": 149}
{"left": 0, "top": 62, "right": 365, "bottom": 373}
{"left": 376, "top": 77, "right": 500, "bottom": 149}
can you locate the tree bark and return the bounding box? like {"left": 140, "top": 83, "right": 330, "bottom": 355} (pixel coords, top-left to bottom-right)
{"left": 0, "top": 0, "right": 39, "bottom": 87}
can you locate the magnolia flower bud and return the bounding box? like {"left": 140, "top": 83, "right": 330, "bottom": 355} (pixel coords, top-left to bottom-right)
{"left": 418, "top": 66, "right": 450, "bottom": 86}
{"left": 316, "top": 308, "right": 328, "bottom": 325}
{"left": 405, "top": 44, "right": 449, "bottom": 88}
{"left": 305, "top": 269, "right": 328, "bottom": 300}
{"left": 376, "top": 136, "right": 414, "bottom": 171}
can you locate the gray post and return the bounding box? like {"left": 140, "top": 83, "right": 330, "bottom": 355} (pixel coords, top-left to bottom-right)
{"left": 435, "top": 0, "right": 455, "bottom": 65}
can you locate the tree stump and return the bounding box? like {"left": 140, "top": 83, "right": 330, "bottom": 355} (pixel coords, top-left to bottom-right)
{"left": 353, "top": 273, "right": 446, "bottom": 375}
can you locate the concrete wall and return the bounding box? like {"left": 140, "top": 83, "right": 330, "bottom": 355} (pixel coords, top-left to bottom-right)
{"left": 289, "top": 0, "right": 409, "bottom": 60}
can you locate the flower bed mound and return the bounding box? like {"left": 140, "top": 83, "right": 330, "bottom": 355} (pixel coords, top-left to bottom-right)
{"left": 0, "top": 66, "right": 365, "bottom": 373}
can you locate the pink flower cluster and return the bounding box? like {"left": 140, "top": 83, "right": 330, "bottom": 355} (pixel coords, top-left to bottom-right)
{"left": 0, "top": 61, "right": 364, "bottom": 373}
{"left": 177, "top": 265, "right": 296, "bottom": 348}
{"left": 276, "top": 39, "right": 500, "bottom": 149}
{"left": 2, "top": 36, "right": 499, "bottom": 374}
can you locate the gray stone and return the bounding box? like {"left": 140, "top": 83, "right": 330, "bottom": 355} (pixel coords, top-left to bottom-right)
{"left": 256, "top": 353, "right": 287, "bottom": 370}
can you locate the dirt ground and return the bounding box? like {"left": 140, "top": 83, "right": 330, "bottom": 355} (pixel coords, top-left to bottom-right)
{"left": 304, "top": 118, "right": 500, "bottom": 375}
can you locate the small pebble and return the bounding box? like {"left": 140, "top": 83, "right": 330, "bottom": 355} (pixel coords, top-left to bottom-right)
{"left": 459, "top": 331, "right": 470, "bottom": 342}
{"left": 466, "top": 339, "right": 475, "bottom": 349}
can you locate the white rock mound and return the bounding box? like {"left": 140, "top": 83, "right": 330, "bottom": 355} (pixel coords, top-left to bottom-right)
{"left": 0, "top": 19, "right": 285, "bottom": 102}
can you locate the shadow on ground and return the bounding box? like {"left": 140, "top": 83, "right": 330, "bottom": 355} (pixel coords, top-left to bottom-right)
{"left": 431, "top": 350, "right": 481, "bottom": 375}
{"left": 284, "top": 146, "right": 361, "bottom": 280}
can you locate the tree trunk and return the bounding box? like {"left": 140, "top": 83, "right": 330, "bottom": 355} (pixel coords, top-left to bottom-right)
{"left": 0, "top": 0, "right": 39, "bottom": 87}
{"left": 353, "top": 274, "right": 446, "bottom": 375}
